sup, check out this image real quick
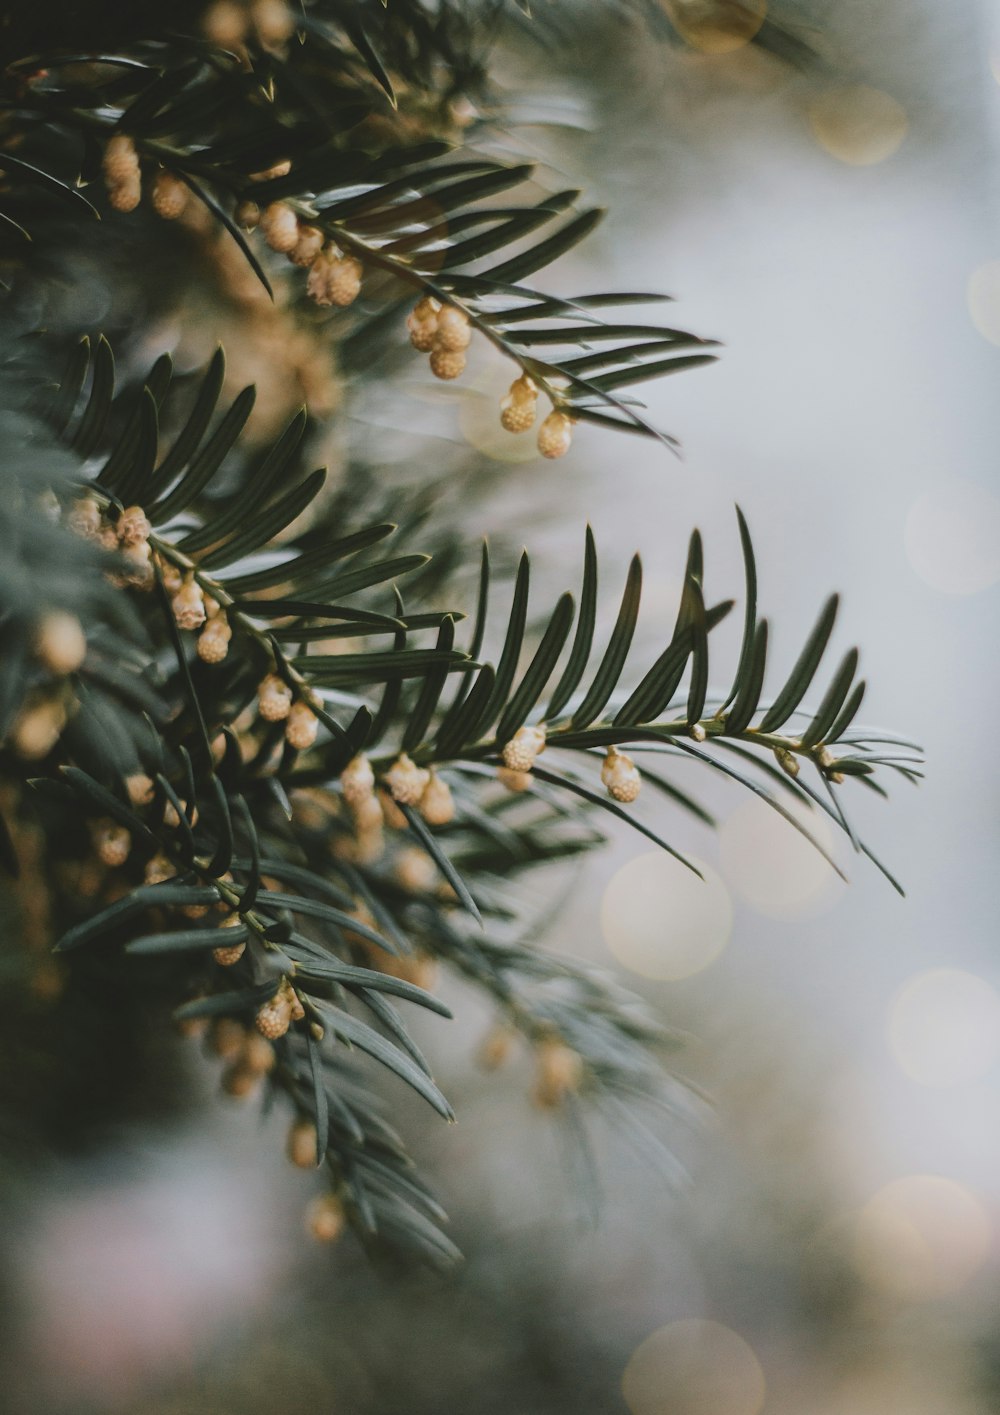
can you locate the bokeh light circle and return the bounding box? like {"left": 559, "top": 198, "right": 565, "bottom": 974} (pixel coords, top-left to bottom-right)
{"left": 719, "top": 796, "right": 841, "bottom": 919}
{"left": 852, "top": 1175, "right": 992, "bottom": 1300}
{"left": 808, "top": 86, "right": 908, "bottom": 166}
{"left": 622, "top": 1318, "right": 766, "bottom": 1415}
{"left": 601, "top": 850, "right": 733, "bottom": 980}
{"left": 904, "top": 479, "right": 1000, "bottom": 594}
{"left": 967, "top": 259, "right": 1000, "bottom": 345}
{"left": 660, "top": 0, "right": 766, "bottom": 54}
{"left": 887, "top": 968, "right": 1000, "bottom": 1087}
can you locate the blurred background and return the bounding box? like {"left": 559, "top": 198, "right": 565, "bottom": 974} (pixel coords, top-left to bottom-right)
{"left": 3, "top": 1, "right": 1000, "bottom": 1411}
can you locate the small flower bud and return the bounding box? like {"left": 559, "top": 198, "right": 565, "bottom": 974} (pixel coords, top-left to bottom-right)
{"left": 122, "top": 539, "right": 154, "bottom": 589}
{"left": 532, "top": 1037, "right": 584, "bottom": 1108}
{"left": 500, "top": 379, "right": 538, "bottom": 433}
{"left": 235, "top": 199, "right": 260, "bottom": 230}
{"left": 501, "top": 724, "right": 546, "bottom": 773}
{"left": 434, "top": 305, "right": 471, "bottom": 352}
{"left": 103, "top": 134, "right": 139, "bottom": 186}
{"left": 67, "top": 497, "right": 101, "bottom": 539}
{"left": 209, "top": 1016, "right": 246, "bottom": 1060}
{"left": 537, "top": 409, "right": 573, "bottom": 459}
{"left": 407, "top": 296, "right": 440, "bottom": 351}
{"left": 144, "top": 853, "right": 174, "bottom": 885}
{"left": 261, "top": 201, "right": 299, "bottom": 253}
{"left": 306, "top": 1192, "right": 345, "bottom": 1243}
{"left": 151, "top": 170, "right": 188, "bottom": 220}
{"left": 125, "top": 773, "right": 154, "bottom": 807}
{"left": 289, "top": 223, "right": 324, "bottom": 267}
{"left": 689, "top": 722, "right": 706, "bottom": 742}
{"left": 108, "top": 174, "right": 142, "bottom": 213}
{"left": 252, "top": 0, "right": 294, "bottom": 46}
{"left": 287, "top": 1119, "right": 319, "bottom": 1169}
{"left": 93, "top": 819, "right": 131, "bottom": 868}
{"left": 496, "top": 765, "right": 533, "bottom": 793}
{"left": 774, "top": 746, "right": 800, "bottom": 778}
{"left": 202, "top": 0, "right": 248, "bottom": 47}
{"left": 11, "top": 700, "right": 66, "bottom": 759}
{"left": 257, "top": 672, "right": 293, "bottom": 722}
{"left": 341, "top": 753, "right": 376, "bottom": 808}
{"left": 327, "top": 254, "right": 363, "bottom": 307}
{"left": 600, "top": 746, "right": 641, "bottom": 804}
{"left": 384, "top": 752, "right": 430, "bottom": 806}
{"left": 242, "top": 1032, "right": 277, "bottom": 1075}
{"left": 35, "top": 610, "right": 86, "bottom": 674}
{"left": 212, "top": 915, "right": 246, "bottom": 966}
{"left": 394, "top": 846, "right": 436, "bottom": 894}
{"left": 255, "top": 992, "right": 292, "bottom": 1040}
{"left": 419, "top": 770, "right": 455, "bottom": 826}
{"left": 351, "top": 792, "right": 384, "bottom": 832}
{"left": 197, "top": 616, "right": 232, "bottom": 663}
{"left": 285, "top": 700, "right": 318, "bottom": 750}
{"left": 172, "top": 578, "right": 206, "bottom": 630}
{"left": 429, "top": 346, "right": 466, "bottom": 381}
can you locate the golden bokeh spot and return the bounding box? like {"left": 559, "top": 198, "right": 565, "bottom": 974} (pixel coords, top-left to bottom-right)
{"left": 601, "top": 850, "right": 732, "bottom": 981}
{"left": 719, "top": 796, "right": 841, "bottom": 920}
{"left": 622, "top": 1319, "right": 766, "bottom": 1415}
{"left": 808, "top": 85, "right": 908, "bottom": 166}
{"left": 661, "top": 0, "right": 767, "bottom": 55}
{"left": 852, "top": 1175, "right": 992, "bottom": 1300}
{"left": 904, "top": 478, "right": 1000, "bottom": 595}
{"left": 967, "top": 259, "right": 1000, "bottom": 344}
{"left": 887, "top": 968, "right": 1000, "bottom": 1087}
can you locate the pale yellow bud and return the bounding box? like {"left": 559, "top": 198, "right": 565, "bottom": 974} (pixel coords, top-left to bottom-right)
{"left": 285, "top": 700, "right": 318, "bottom": 750}
{"left": 434, "top": 305, "right": 471, "bottom": 352}
{"left": 257, "top": 673, "right": 292, "bottom": 722}
{"left": 108, "top": 175, "right": 142, "bottom": 213}
{"left": 125, "top": 773, "right": 154, "bottom": 807}
{"left": 600, "top": 746, "right": 641, "bottom": 803}
{"left": 532, "top": 1038, "right": 584, "bottom": 1108}
{"left": 35, "top": 610, "right": 86, "bottom": 674}
{"left": 537, "top": 410, "right": 573, "bottom": 459}
{"left": 197, "top": 617, "right": 232, "bottom": 664}
{"left": 151, "top": 170, "right": 188, "bottom": 220}
{"left": 289, "top": 223, "right": 324, "bottom": 267}
{"left": 144, "top": 853, "right": 174, "bottom": 885}
{"left": 419, "top": 771, "right": 455, "bottom": 826}
{"left": 202, "top": 0, "right": 248, "bottom": 47}
{"left": 11, "top": 700, "right": 66, "bottom": 759}
{"left": 341, "top": 752, "right": 375, "bottom": 806}
{"left": 93, "top": 820, "right": 131, "bottom": 868}
{"left": 243, "top": 1031, "right": 277, "bottom": 1075}
{"left": 394, "top": 846, "right": 437, "bottom": 894}
{"left": 501, "top": 724, "right": 546, "bottom": 772}
{"left": 67, "top": 497, "right": 101, "bottom": 539}
{"left": 102, "top": 134, "right": 139, "bottom": 186}
{"left": 429, "top": 346, "right": 466, "bottom": 380}
{"left": 306, "top": 1192, "right": 345, "bottom": 1243}
{"left": 261, "top": 201, "right": 299, "bottom": 253}
{"left": 496, "top": 765, "right": 533, "bottom": 793}
{"left": 172, "top": 579, "right": 206, "bottom": 630}
{"left": 287, "top": 1119, "right": 319, "bottom": 1168}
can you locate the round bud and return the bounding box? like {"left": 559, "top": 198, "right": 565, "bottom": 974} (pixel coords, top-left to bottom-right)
{"left": 202, "top": 0, "right": 248, "bottom": 46}
{"left": 429, "top": 346, "right": 466, "bottom": 381}
{"left": 384, "top": 752, "right": 430, "bottom": 806}
{"left": 108, "top": 175, "right": 142, "bottom": 213}
{"left": 394, "top": 846, "right": 436, "bottom": 894}
{"left": 122, "top": 539, "right": 153, "bottom": 589}
{"left": 125, "top": 773, "right": 154, "bottom": 807}
{"left": 419, "top": 771, "right": 455, "bottom": 826}
{"left": 221, "top": 1061, "right": 258, "bottom": 1098}
{"left": 407, "top": 297, "right": 440, "bottom": 351}
{"left": 261, "top": 202, "right": 299, "bottom": 253}
{"left": 151, "top": 170, "right": 188, "bottom": 220}
{"left": 172, "top": 579, "right": 206, "bottom": 630}
{"left": 102, "top": 134, "right": 139, "bottom": 186}
{"left": 290, "top": 223, "right": 324, "bottom": 267}
{"left": 235, "top": 199, "right": 261, "bottom": 230}
{"left": 600, "top": 746, "right": 641, "bottom": 804}
{"left": 252, "top": 0, "right": 295, "bottom": 46}
{"left": 305, "top": 1192, "right": 346, "bottom": 1243}
{"left": 242, "top": 1032, "right": 277, "bottom": 1076}
{"left": 93, "top": 820, "right": 131, "bottom": 868}
{"left": 532, "top": 1038, "right": 584, "bottom": 1108}
{"left": 35, "top": 610, "right": 86, "bottom": 674}
{"left": 326, "top": 255, "right": 363, "bottom": 307}
{"left": 211, "top": 1019, "right": 247, "bottom": 1062}
{"left": 537, "top": 410, "right": 573, "bottom": 459}
{"left": 212, "top": 917, "right": 246, "bottom": 967}
{"left": 500, "top": 724, "right": 546, "bottom": 773}
{"left": 500, "top": 395, "right": 537, "bottom": 434}
{"left": 197, "top": 617, "right": 232, "bottom": 664}
{"left": 341, "top": 753, "right": 375, "bottom": 807}
{"left": 11, "top": 700, "right": 66, "bottom": 759}
{"left": 496, "top": 765, "right": 533, "bottom": 793}
{"left": 257, "top": 673, "right": 293, "bottom": 722}
{"left": 159, "top": 558, "right": 184, "bottom": 595}
{"left": 434, "top": 305, "right": 471, "bottom": 352}
{"left": 144, "top": 853, "right": 174, "bottom": 885}
{"left": 285, "top": 700, "right": 318, "bottom": 751}
{"left": 774, "top": 746, "right": 799, "bottom": 778}
{"left": 255, "top": 994, "right": 292, "bottom": 1040}
{"left": 287, "top": 1119, "right": 319, "bottom": 1169}
{"left": 351, "top": 792, "right": 384, "bottom": 833}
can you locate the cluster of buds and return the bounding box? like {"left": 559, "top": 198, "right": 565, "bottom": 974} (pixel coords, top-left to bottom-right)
{"left": 499, "top": 374, "right": 539, "bottom": 434}
{"left": 600, "top": 745, "right": 641, "bottom": 804}
{"left": 380, "top": 755, "right": 455, "bottom": 824}
{"left": 92, "top": 818, "right": 131, "bottom": 868}
{"left": 203, "top": 0, "right": 295, "bottom": 51}
{"left": 305, "top": 1191, "right": 346, "bottom": 1244}
{"left": 256, "top": 674, "right": 319, "bottom": 750}
{"left": 102, "top": 134, "right": 141, "bottom": 213}
{"left": 532, "top": 1036, "right": 584, "bottom": 1109}
{"left": 407, "top": 297, "right": 472, "bottom": 380}
{"left": 212, "top": 914, "right": 247, "bottom": 967}
{"left": 116, "top": 505, "right": 154, "bottom": 588}
{"left": 305, "top": 244, "right": 363, "bottom": 307}
{"left": 501, "top": 724, "right": 546, "bottom": 774}
{"left": 255, "top": 976, "right": 305, "bottom": 1040}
